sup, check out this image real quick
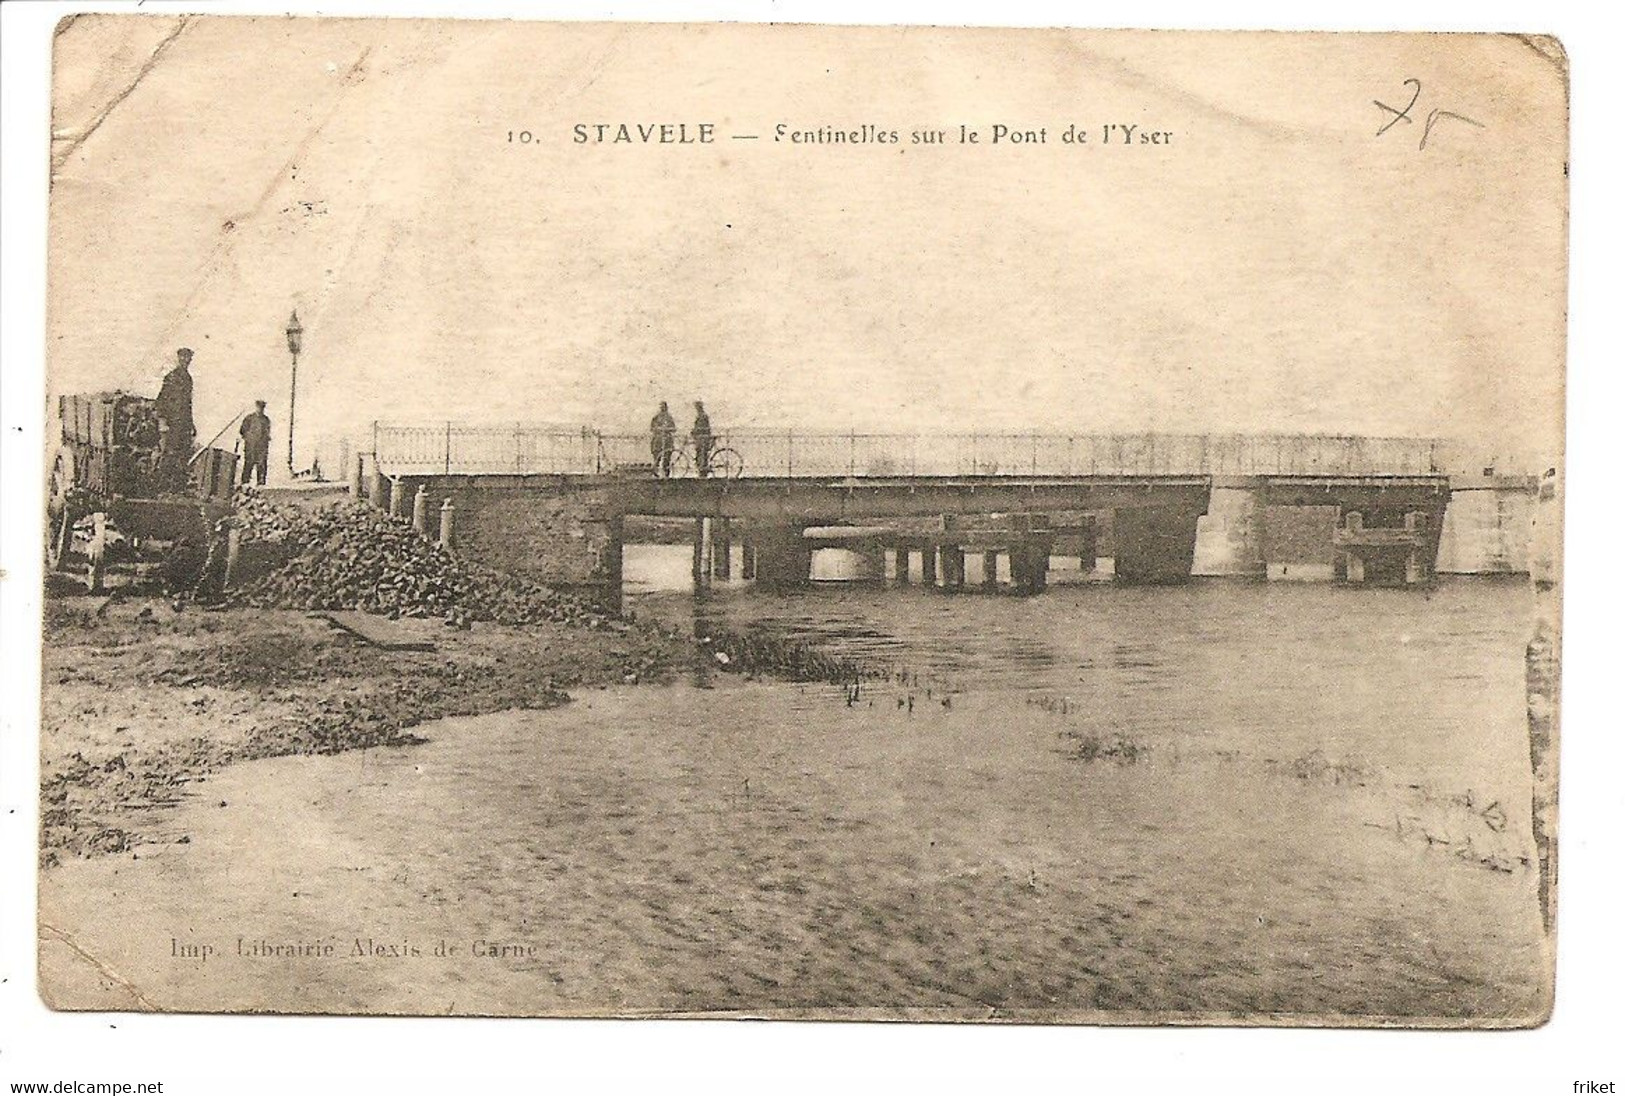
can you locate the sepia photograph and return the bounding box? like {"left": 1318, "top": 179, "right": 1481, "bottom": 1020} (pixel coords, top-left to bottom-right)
{"left": 22, "top": 7, "right": 1576, "bottom": 1043}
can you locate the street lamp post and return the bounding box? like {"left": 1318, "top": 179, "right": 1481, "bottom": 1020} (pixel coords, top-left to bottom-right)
{"left": 285, "top": 309, "right": 303, "bottom": 476}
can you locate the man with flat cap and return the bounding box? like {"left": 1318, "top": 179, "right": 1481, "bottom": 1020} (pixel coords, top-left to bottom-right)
{"left": 156, "top": 347, "right": 195, "bottom": 490}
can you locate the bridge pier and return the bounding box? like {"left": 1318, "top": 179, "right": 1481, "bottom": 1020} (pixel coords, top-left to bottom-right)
{"left": 1437, "top": 476, "right": 1537, "bottom": 574}
{"left": 752, "top": 524, "right": 812, "bottom": 591}
{"left": 891, "top": 546, "right": 911, "bottom": 585}
{"left": 1331, "top": 510, "right": 1437, "bottom": 586}
{"left": 854, "top": 541, "right": 887, "bottom": 584}
{"left": 1405, "top": 511, "right": 1431, "bottom": 585}
{"left": 1262, "top": 479, "right": 1447, "bottom": 585}
{"left": 982, "top": 551, "right": 998, "bottom": 589}
{"left": 1093, "top": 509, "right": 1116, "bottom": 578}
{"left": 1192, "top": 486, "right": 1265, "bottom": 577}
{"left": 1008, "top": 537, "right": 1052, "bottom": 594}
{"left": 1113, "top": 505, "right": 1203, "bottom": 584}
{"left": 921, "top": 544, "right": 938, "bottom": 587}
{"left": 713, "top": 517, "right": 732, "bottom": 580}
{"left": 941, "top": 545, "right": 966, "bottom": 589}
{"left": 1009, "top": 544, "right": 1030, "bottom": 593}
{"left": 741, "top": 537, "right": 757, "bottom": 581}
{"left": 691, "top": 518, "right": 707, "bottom": 586}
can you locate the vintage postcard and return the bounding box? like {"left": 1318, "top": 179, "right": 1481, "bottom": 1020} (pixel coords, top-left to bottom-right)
{"left": 39, "top": 17, "right": 1565, "bottom": 1024}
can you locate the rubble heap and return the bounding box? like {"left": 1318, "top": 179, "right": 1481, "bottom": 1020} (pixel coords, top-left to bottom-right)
{"left": 229, "top": 491, "right": 610, "bottom": 627}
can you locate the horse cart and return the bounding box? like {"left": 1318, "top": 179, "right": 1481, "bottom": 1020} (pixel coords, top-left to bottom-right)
{"left": 46, "top": 392, "right": 238, "bottom": 592}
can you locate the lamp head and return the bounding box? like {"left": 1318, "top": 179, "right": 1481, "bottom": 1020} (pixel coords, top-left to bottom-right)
{"left": 285, "top": 310, "right": 304, "bottom": 356}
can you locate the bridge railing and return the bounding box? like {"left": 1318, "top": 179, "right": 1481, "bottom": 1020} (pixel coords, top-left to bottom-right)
{"left": 371, "top": 423, "right": 600, "bottom": 475}
{"left": 372, "top": 423, "right": 1446, "bottom": 478}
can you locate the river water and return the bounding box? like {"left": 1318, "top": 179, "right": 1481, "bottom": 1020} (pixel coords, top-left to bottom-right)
{"left": 627, "top": 546, "right": 1537, "bottom": 799}
{"left": 40, "top": 548, "right": 1548, "bottom": 1020}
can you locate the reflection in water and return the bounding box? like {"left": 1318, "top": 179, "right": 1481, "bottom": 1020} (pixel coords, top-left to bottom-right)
{"left": 625, "top": 543, "right": 1535, "bottom": 799}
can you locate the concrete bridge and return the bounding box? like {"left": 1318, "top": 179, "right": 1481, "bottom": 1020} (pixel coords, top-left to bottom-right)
{"left": 357, "top": 425, "right": 1515, "bottom": 608}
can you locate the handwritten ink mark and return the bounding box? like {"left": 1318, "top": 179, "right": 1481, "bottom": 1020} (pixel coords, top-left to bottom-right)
{"left": 1420, "top": 108, "right": 1485, "bottom": 150}
{"left": 1374, "top": 78, "right": 1421, "bottom": 135}
{"left": 1374, "top": 79, "right": 1485, "bottom": 151}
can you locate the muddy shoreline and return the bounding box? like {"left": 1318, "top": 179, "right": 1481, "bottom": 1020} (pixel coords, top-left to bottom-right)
{"left": 38, "top": 596, "right": 680, "bottom": 866}
{"left": 38, "top": 582, "right": 877, "bottom": 869}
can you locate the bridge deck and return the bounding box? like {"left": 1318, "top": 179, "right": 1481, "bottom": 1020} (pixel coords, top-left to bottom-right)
{"left": 377, "top": 468, "right": 1453, "bottom": 522}
{"left": 424, "top": 472, "right": 1218, "bottom": 521}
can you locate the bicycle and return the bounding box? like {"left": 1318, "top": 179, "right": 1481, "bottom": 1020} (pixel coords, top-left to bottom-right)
{"left": 661, "top": 437, "right": 744, "bottom": 479}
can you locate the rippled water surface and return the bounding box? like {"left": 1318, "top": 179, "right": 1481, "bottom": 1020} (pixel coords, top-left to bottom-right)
{"left": 41, "top": 550, "right": 1546, "bottom": 1019}
{"left": 628, "top": 545, "right": 1535, "bottom": 796}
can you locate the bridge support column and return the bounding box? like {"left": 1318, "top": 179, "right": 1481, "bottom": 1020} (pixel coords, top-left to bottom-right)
{"left": 1010, "top": 537, "right": 1052, "bottom": 594}
{"left": 389, "top": 478, "right": 412, "bottom": 521}
{"left": 892, "top": 545, "right": 911, "bottom": 585}
{"left": 741, "top": 538, "right": 757, "bottom": 581}
{"left": 1345, "top": 552, "right": 1366, "bottom": 584}
{"left": 437, "top": 498, "right": 455, "bottom": 550}
{"left": 1093, "top": 509, "right": 1116, "bottom": 577}
{"left": 941, "top": 546, "right": 965, "bottom": 589}
{"left": 982, "top": 551, "right": 999, "bottom": 589}
{"left": 411, "top": 484, "right": 430, "bottom": 535}
{"left": 367, "top": 469, "right": 391, "bottom": 512}
{"left": 752, "top": 525, "right": 812, "bottom": 591}
{"left": 1338, "top": 511, "right": 1367, "bottom": 584}
{"left": 1114, "top": 505, "right": 1202, "bottom": 584}
{"left": 713, "top": 518, "right": 732, "bottom": 580}
{"left": 1405, "top": 511, "right": 1432, "bottom": 585}
{"left": 854, "top": 542, "right": 887, "bottom": 585}
{"left": 921, "top": 544, "right": 938, "bottom": 587}
{"left": 691, "top": 518, "right": 707, "bottom": 586}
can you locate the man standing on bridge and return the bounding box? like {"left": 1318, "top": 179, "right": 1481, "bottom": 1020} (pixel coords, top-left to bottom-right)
{"left": 239, "top": 400, "right": 272, "bottom": 486}
{"left": 691, "top": 400, "right": 714, "bottom": 477}
{"left": 650, "top": 401, "right": 676, "bottom": 478}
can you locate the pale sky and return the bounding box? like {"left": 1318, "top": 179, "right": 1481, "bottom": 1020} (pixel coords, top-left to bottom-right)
{"left": 48, "top": 19, "right": 1566, "bottom": 472}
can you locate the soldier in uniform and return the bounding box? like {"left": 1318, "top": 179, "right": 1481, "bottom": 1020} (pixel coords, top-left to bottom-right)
{"left": 691, "top": 400, "right": 714, "bottom": 477}
{"left": 156, "top": 347, "right": 195, "bottom": 489}
{"left": 239, "top": 400, "right": 272, "bottom": 486}
{"left": 650, "top": 401, "right": 676, "bottom": 478}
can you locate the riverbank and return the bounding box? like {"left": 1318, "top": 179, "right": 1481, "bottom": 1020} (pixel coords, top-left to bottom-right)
{"left": 38, "top": 595, "right": 696, "bottom": 866}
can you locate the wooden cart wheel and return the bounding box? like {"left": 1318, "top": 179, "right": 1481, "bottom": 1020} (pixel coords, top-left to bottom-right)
{"left": 45, "top": 447, "right": 78, "bottom": 573}
{"left": 47, "top": 447, "right": 75, "bottom": 523}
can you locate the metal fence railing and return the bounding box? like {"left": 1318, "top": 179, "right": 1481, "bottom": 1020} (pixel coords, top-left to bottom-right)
{"left": 371, "top": 423, "right": 1449, "bottom": 479}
